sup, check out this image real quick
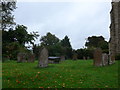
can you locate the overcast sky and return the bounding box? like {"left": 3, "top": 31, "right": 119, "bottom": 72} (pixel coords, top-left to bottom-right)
{"left": 14, "top": 1, "right": 112, "bottom": 49}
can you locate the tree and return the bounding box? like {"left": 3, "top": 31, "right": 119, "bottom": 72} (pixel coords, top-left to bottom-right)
{"left": 99, "top": 41, "right": 109, "bottom": 53}
{"left": 40, "top": 32, "right": 62, "bottom": 56}
{"left": 40, "top": 32, "right": 59, "bottom": 46}
{"left": 14, "top": 25, "right": 39, "bottom": 46}
{"left": 2, "top": 25, "right": 39, "bottom": 60}
{"left": 61, "top": 35, "right": 72, "bottom": 59}
{"left": 85, "top": 36, "right": 108, "bottom": 49}
{"left": 85, "top": 36, "right": 105, "bottom": 48}
{"left": 1, "top": 1, "right": 16, "bottom": 30}
{"left": 76, "top": 48, "right": 93, "bottom": 59}
{"left": 61, "top": 35, "right": 72, "bottom": 48}
{"left": 85, "top": 36, "right": 109, "bottom": 55}
{"left": 33, "top": 44, "right": 42, "bottom": 60}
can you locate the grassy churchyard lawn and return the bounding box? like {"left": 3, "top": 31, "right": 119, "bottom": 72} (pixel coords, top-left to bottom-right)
{"left": 2, "top": 60, "right": 118, "bottom": 88}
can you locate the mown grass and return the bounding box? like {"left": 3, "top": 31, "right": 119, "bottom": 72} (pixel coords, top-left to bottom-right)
{"left": 2, "top": 60, "right": 118, "bottom": 88}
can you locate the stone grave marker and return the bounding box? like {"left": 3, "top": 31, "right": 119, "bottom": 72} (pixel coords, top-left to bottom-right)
{"left": 27, "top": 53, "right": 35, "bottom": 63}
{"left": 17, "top": 53, "right": 26, "bottom": 63}
{"left": 83, "top": 56, "right": 86, "bottom": 60}
{"left": 87, "top": 56, "right": 90, "bottom": 60}
{"left": 102, "top": 53, "right": 108, "bottom": 66}
{"left": 109, "top": 54, "right": 115, "bottom": 65}
{"left": 60, "top": 56, "right": 65, "bottom": 61}
{"left": 38, "top": 47, "right": 48, "bottom": 68}
{"left": 72, "top": 53, "right": 77, "bottom": 60}
{"left": 93, "top": 48, "right": 102, "bottom": 66}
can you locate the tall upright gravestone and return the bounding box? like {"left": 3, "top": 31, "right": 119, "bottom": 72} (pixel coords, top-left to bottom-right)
{"left": 93, "top": 48, "right": 102, "bottom": 66}
{"left": 38, "top": 47, "right": 48, "bottom": 68}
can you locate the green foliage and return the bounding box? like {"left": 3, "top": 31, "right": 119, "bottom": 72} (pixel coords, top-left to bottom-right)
{"left": 14, "top": 25, "right": 28, "bottom": 45}
{"left": 2, "top": 42, "right": 29, "bottom": 61}
{"left": 85, "top": 36, "right": 109, "bottom": 55}
{"left": 39, "top": 33, "right": 72, "bottom": 58}
{"left": 76, "top": 48, "right": 93, "bottom": 59}
{"left": 33, "top": 44, "right": 42, "bottom": 59}
{"left": 40, "top": 32, "right": 59, "bottom": 46}
{"left": 61, "top": 35, "right": 72, "bottom": 48}
{"left": 2, "top": 25, "right": 39, "bottom": 61}
{"left": 14, "top": 25, "right": 39, "bottom": 45}
{"left": 40, "top": 32, "right": 61, "bottom": 56}
{"left": 85, "top": 36, "right": 108, "bottom": 49}
{"left": 1, "top": 1, "right": 16, "bottom": 30}
{"left": 2, "top": 60, "right": 118, "bottom": 88}
{"left": 61, "top": 36, "right": 72, "bottom": 59}
{"left": 48, "top": 42, "right": 63, "bottom": 56}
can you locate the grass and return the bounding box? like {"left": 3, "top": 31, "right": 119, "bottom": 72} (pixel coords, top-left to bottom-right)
{"left": 2, "top": 60, "right": 118, "bottom": 88}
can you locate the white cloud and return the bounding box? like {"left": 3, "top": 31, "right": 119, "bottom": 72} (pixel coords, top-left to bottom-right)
{"left": 14, "top": 2, "right": 111, "bottom": 49}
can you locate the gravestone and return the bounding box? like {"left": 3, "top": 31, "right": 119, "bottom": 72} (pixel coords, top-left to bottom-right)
{"left": 102, "top": 53, "right": 108, "bottom": 66}
{"left": 93, "top": 48, "right": 102, "bottom": 66}
{"left": 87, "top": 57, "right": 90, "bottom": 60}
{"left": 27, "top": 53, "right": 35, "bottom": 63}
{"left": 72, "top": 53, "right": 77, "bottom": 60}
{"left": 83, "top": 56, "right": 86, "bottom": 60}
{"left": 60, "top": 56, "right": 65, "bottom": 61}
{"left": 38, "top": 47, "right": 48, "bottom": 68}
{"left": 109, "top": 54, "right": 115, "bottom": 65}
{"left": 17, "top": 53, "right": 26, "bottom": 63}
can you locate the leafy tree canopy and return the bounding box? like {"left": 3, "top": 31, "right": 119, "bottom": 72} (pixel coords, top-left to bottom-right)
{"left": 1, "top": 1, "right": 16, "bottom": 30}
{"left": 61, "top": 35, "right": 72, "bottom": 48}
{"left": 40, "top": 32, "right": 60, "bottom": 46}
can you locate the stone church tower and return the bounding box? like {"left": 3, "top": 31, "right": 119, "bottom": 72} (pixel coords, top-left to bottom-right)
{"left": 109, "top": 0, "right": 120, "bottom": 63}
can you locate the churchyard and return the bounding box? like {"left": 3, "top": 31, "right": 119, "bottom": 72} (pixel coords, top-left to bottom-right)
{"left": 2, "top": 60, "right": 118, "bottom": 88}
{"left": 1, "top": 0, "right": 120, "bottom": 89}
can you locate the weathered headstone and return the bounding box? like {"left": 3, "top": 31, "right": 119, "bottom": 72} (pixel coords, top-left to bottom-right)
{"left": 102, "top": 53, "right": 108, "bottom": 66}
{"left": 38, "top": 48, "right": 48, "bottom": 68}
{"left": 83, "top": 56, "right": 86, "bottom": 60}
{"left": 48, "top": 60, "right": 54, "bottom": 64}
{"left": 93, "top": 48, "right": 102, "bottom": 66}
{"left": 27, "top": 53, "right": 35, "bottom": 63}
{"left": 109, "top": 53, "right": 115, "bottom": 65}
{"left": 60, "top": 56, "right": 65, "bottom": 61}
{"left": 72, "top": 53, "right": 77, "bottom": 60}
{"left": 17, "top": 53, "right": 26, "bottom": 63}
{"left": 87, "top": 56, "right": 90, "bottom": 60}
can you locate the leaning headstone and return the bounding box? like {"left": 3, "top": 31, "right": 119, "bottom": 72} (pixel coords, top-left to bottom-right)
{"left": 102, "top": 53, "right": 108, "bottom": 66}
{"left": 17, "top": 53, "right": 26, "bottom": 63}
{"left": 60, "top": 56, "right": 65, "bottom": 61}
{"left": 38, "top": 48, "right": 48, "bottom": 68}
{"left": 27, "top": 53, "right": 35, "bottom": 63}
{"left": 93, "top": 48, "right": 102, "bottom": 66}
